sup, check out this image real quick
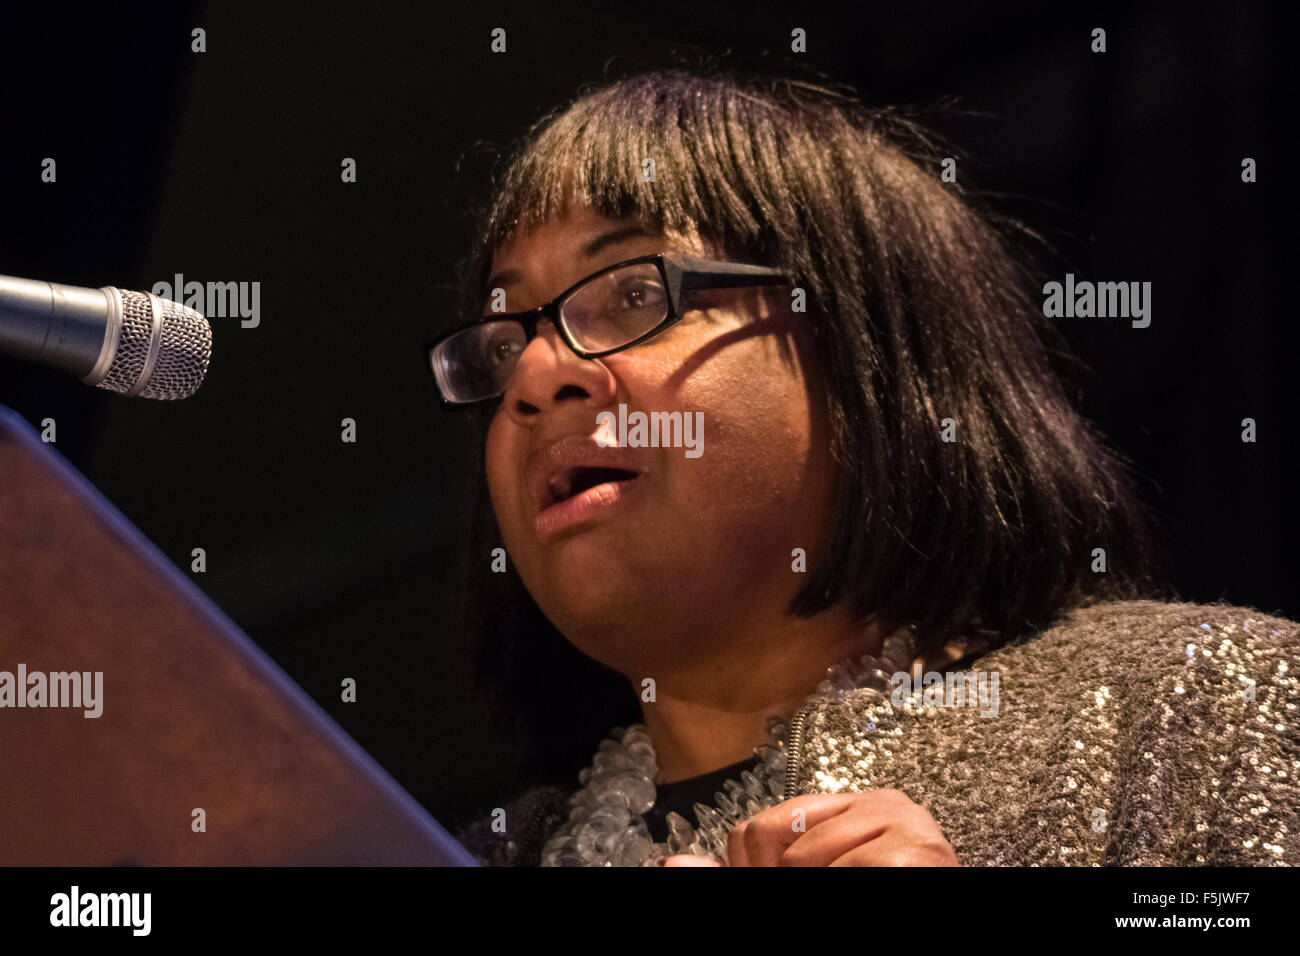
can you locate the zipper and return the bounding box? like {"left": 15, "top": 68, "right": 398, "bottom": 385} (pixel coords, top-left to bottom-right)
{"left": 782, "top": 706, "right": 811, "bottom": 801}
{"left": 516, "top": 787, "right": 566, "bottom": 865}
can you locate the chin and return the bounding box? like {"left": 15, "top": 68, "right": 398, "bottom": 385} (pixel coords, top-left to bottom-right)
{"left": 536, "top": 579, "right": 660, "bottom": 656}
{"left": 531, "top": 523, "right": 649, "bottom": 576}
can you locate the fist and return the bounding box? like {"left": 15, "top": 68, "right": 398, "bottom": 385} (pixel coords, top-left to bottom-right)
{"left": 662, "top": 789, "right": 959, "bottom": 867}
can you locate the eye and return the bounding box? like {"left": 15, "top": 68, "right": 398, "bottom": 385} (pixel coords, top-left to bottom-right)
{"left": 481, "top": 327, "right": 523, "bottom": 369}
{"left": 613, "top": 277, "right": 666, "bottom": 311}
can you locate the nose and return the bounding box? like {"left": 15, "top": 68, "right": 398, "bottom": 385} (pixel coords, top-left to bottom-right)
{"left": 500, "top": 319, "right": 618, "bottom": 425}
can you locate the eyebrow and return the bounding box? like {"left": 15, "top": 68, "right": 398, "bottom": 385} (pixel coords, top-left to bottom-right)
{"left": 484, "top": 224, "right": 660, "bottom": 293}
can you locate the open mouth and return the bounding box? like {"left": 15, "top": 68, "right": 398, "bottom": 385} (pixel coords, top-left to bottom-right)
{"left": 548, "top": 466, "right": 640, "bottom": 506}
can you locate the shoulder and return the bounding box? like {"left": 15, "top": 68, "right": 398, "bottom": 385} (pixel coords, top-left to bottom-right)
{"left": 987, "top": 598, "right": 1299, "bottom": 864}
{"left": 980, "top": 597, "right": 1299, "bottom": 755}
{"left": 983, "top": 597, "right": 1298, "bottom": 685}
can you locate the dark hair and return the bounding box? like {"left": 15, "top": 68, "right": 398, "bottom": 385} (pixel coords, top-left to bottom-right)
{"left": 448, "top": 65, "right": 1169, "bottom": 783}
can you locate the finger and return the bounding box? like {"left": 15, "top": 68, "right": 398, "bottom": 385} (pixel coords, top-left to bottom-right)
{"left": 827, "top": 831, "right": 958, "bottom": 867}
{"left": 728, "top": 794, "right": 858, "bottom": 867}
{"left": 725, "top": 823, "right": 751, "bottom": 868}
{"left": 661, "top": 854, "right": 723, "bottom": 867}
{"left": 777, "top": 804, "right": 891, "bottom": 867}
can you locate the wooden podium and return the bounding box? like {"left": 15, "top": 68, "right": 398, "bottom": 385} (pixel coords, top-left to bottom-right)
{"left": 0, "top": 405, "right": 476, "bottom": 865}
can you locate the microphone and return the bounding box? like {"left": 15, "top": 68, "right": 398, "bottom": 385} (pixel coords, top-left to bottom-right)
{"left": 0, "top": 274, "right": 212, "bottom": 400}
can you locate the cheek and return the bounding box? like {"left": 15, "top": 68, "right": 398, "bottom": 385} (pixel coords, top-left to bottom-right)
{"left": 663, "top": 337, "right": 825, "bottom": 529}
{"left": 484, "top": 411, "right": 520, "bottom": 533}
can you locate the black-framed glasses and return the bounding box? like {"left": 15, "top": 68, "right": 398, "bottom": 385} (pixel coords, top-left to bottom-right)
{"left": 424, "top": 252, "right": 789, "bottom": 406}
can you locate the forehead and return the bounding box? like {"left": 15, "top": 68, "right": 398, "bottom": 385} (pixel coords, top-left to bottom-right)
{"left": 487, "top": 206, "right": 706, "bottom": 275}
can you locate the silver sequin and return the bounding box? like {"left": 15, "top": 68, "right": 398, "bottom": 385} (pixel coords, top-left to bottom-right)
{"left": 466, "top": 600, "right": 1300, "bottom": 865}
{"left": 780, "top": 600, "right": 1300, "bottom": 865}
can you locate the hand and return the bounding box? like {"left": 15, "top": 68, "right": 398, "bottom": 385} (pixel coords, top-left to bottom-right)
{"left": 661, "top": 790, "right": 960, "bottom": 867}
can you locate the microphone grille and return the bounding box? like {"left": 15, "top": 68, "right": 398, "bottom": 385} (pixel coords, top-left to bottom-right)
{"left": 97, "top": 290, "right": 154, "bottom": 395}
{"left": 97, "top": 290, "right": 212, "bottom": 400}
{"left": 142, "top": 296, "right": 212, "bottom": 400}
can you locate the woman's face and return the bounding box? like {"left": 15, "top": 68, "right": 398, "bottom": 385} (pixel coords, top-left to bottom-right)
{"left": 484, "top": 205, "right": 837, "bottom": 674}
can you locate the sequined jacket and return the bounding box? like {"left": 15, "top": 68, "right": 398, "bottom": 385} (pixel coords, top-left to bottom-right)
{"left": 455, "top": 599, "right": 1300, "bottom": 865}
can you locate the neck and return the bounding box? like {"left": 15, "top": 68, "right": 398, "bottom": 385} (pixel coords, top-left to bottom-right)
{"left": 633, "top": 604, "right": 889, "bottom": 785}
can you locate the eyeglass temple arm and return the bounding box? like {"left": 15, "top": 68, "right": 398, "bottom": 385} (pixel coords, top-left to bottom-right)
{"left": 666, "top": 256, "right": 789, "bottom": 309}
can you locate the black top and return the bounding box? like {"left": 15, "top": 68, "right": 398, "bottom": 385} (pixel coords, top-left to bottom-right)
{"left": 642, "top": 754, "right": 762, "bottom": 844}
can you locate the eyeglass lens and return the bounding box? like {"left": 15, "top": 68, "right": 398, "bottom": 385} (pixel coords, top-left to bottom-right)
{"left": 432, "top": 262, "right": 670, "bottom": 402}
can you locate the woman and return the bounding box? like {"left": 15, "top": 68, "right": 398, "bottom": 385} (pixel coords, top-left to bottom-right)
{"left": 433, "top": 68, "right": 1299, "bottom": 866}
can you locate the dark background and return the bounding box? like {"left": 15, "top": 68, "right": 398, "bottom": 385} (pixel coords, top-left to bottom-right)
{"left": 0, "top": 0, "right": 1293, "bottom": 831}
